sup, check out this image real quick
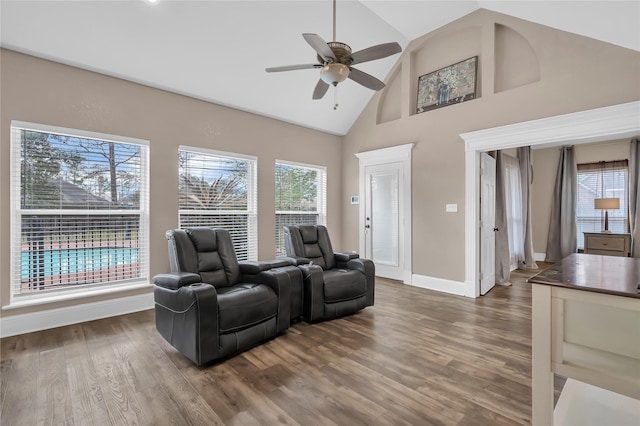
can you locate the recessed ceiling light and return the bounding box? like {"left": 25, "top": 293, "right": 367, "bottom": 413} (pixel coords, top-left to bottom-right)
{"left": 146, "top": 0, "right": 158, "bottom": 4}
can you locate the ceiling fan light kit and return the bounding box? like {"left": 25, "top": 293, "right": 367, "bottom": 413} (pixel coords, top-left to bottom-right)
{"left": 320, "top": 63, "right": 350, "bottom": 85}
{"left": 265, "top": 0, "right": 402, "bottom": 105}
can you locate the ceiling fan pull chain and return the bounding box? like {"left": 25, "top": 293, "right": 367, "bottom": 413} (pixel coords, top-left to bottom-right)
{"left": 334, "top": 85, "right": 339, "bottom": 110}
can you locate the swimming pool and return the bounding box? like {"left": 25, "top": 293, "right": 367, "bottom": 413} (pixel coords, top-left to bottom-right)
{"left": 21, "top": 247, "right": 139, "bottom": 278}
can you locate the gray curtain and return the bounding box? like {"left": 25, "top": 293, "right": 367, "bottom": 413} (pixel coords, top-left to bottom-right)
{"left": 495, "top": 151, "right": 511, "bottom": 284}
{"left": 518, "top": 146, "right": 538, "bottom": 269}
{"left": 545, "top": 146, "right": 577, "bottom": 262}
{"left": 629, "top": 138, "right": 640, "bottom": 257}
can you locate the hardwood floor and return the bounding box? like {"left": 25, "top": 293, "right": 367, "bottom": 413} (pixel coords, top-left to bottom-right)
{"left": 1, "top": 268, "right": 551, "bottom": 425}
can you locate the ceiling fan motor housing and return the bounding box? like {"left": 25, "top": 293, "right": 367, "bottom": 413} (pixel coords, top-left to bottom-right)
{"left": 325, "top": 42, "right": 353, "bottom": 64}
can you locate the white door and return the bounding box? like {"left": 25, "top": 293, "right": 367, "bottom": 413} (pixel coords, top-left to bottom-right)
{"left": 364, "top": 162, "right": 404, "bottom": 280}
{"left": 480, "top": 152, "right": 496, "bottom": 295}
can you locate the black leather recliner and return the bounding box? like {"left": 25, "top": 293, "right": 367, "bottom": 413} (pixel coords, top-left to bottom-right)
{"left": 153, "top": 228, "right": 300, "bottom": 366}
{"left": 284, "top": 225, "right": 375, "bottom": 322}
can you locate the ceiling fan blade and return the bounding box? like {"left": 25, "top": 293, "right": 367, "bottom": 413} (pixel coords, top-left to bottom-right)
{"left": 303, "top": 33, "right": 336, "bottom": 62}
{"left": 350, "top": 42, "right": 402, "bottom": 65}
{"left": 312, "top": 79, "right": 330, "bottom": 100}
{"left": 265, "top": 64, "right": 321, "bottom": 72}
{"left": 348, "top": 67, "right": 385, "bottom": 91}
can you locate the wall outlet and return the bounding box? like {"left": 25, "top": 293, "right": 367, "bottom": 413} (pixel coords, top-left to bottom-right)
{"left": 446, "top": 204, "right": 458, "bottom": 213}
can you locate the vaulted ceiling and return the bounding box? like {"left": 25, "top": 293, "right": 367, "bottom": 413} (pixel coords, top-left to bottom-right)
{"left": 1, "top": 1, "right": 638, "bottom": 135}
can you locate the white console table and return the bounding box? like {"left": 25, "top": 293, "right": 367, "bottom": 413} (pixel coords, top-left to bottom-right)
{"left": 529, "top": 254, "right": 640, "bottom": 425}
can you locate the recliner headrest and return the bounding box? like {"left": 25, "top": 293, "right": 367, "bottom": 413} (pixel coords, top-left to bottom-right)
{"left": 187, "top": 228, "right": 218, "bottom": 252}
{"left": 299, "top": 226, "right": 318, "bottom": 244}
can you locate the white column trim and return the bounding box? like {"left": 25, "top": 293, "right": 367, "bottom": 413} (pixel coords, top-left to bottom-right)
{"left": 461, "top": 101, "right": 640, "bottom": 298}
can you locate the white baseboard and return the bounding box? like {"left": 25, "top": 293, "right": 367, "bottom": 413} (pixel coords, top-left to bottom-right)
{"left": 0, "top": 292, "right": 154, "bottom": 338}
{"left": 410, "top": 274, "right": 466, "bottom": 296}
{"left": 534, "top": 252, "right": 546, "bottom": 262}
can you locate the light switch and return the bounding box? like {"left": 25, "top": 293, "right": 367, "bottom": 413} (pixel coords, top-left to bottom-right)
{"left": 446, "top": 204, "right": 458, "bottom": 213}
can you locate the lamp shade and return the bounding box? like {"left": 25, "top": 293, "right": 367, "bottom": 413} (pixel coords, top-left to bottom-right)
{"left": 594, "top": 198, "right": 620, "bottom": 210}
{"left": 320, "top": 63, "right": 350, "bottom": 86}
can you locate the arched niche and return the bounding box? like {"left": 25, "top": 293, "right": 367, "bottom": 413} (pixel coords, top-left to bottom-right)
{"left": 377, "top": 65, "right": 402, "bottom": 124}
{"left": 494, "top": 23, "right": 540, "bottom": 93}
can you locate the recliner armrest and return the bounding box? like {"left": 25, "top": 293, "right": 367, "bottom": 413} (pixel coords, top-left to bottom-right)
{"left": 153, "top": 272, "right": 201, "bottom": 290}
{"left": 335, "top": 252, "right": 359, "bottom": 262}
{"left": 254, "top": 266, "right": 299, "bottom": 332}
{"left": 239, "top": 258, "right": 294, "bottom": 274}
{"left": 284, "top": 256, "right": 311, "bottom": 266}
{"left": 345, "top": 258, "right": 375, "bottom": 307}
{"left": 298, "top": 264, "right": 325, "bottom": 322}
{"left": 154, "top": 283, "right": 219, "bottom": 366}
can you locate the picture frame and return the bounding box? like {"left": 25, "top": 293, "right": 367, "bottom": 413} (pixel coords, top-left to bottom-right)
{"left": 416, "top": 56, "right": 478, "bottom": 114}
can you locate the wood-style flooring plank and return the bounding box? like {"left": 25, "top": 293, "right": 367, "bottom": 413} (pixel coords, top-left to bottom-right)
{"left": 0, "top": 331, "right": 41, "bottom": 426}
{"left": 36, "top": 344, "right": 73, "bottom": 425}
{"left": 61, "top": 323, "right": 112, "bottom": 426}
{"left": 81, "top": 320, "right": 145, "bottom": 425}
{"left": 0, "top": 265, "right": 558, "bottom": 425}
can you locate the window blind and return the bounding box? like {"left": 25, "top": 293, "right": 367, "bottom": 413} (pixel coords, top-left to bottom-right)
{"left": 10, "top": 121, "right": 149, "bottom": 299}
{"left": 275, "top": 161, "right": 327, "bottom": 257}
{"left": 178, "top": 147, "right": 257, "bottom": 261}
{"left": 576, "top": 160, "right": 629, "bottom": 248}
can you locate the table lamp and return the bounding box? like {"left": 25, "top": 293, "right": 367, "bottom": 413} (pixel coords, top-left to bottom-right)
{"left": 594, "top": 198, "right": 620, "bottom": 233}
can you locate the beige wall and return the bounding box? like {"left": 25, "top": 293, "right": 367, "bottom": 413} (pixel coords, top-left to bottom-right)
{"left": 2, "top": 8, "right": 640, "bottom": 320}
{"left": 0, "top": 49, "right": 342, "bottom": 317}
{"left": 531, "top": 139, "right": 631, "bottom": 254}
{"left": 342, "top": 9, "right": 640, "bottom": 285}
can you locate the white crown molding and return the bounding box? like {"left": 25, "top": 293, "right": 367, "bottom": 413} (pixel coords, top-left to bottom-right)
{"left": 460, "top": 101, "right": 640, "bottom": 152}
{"left": 355, "top": 143, "right": 415, "bottom": 165}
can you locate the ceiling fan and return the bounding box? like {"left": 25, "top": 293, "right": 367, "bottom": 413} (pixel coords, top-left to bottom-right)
{"left": 265, "top": 0, "right": 402, "bottom": 102}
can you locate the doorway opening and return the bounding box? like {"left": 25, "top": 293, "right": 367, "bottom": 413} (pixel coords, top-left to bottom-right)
{"left": 461, "top": 101, "right": 640, "bottom": 298}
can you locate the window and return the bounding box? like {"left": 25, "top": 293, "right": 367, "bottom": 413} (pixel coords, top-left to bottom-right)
{"left": 576, "top": 160, "right": 628, "bottom": 249}
{"left": 178, "top": 147, "right": 257, "bottom": 261}
{"left": 275, "top": 161, "right": 327, "bottom": 257}
{"left": 502, "top": 154, "right": 524, "bottom": 269}
{"left": 10, "top": 121, "right": 149, "bottom": 301}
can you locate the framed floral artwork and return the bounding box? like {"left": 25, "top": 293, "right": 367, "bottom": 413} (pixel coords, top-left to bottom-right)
{"left": 416, "top": 56, "right": 477, "bottom": 113}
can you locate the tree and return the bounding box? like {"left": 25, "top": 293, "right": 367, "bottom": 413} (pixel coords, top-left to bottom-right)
{"left": 179, "top": 174, "right": 246, "bottom": 209}
{"left": 20, "top": 131, "right": 82, "bottom": 208}
{"left": 178, "top": 151, "right": 249, "bottom": 210}
{"left": 61, "top": 138, "right": 140, "bottom": 205}
{"left": 275, "top": 164, "right": 318, "bottom": 211}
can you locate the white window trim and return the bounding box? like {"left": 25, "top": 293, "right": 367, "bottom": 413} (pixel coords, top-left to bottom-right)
{"left": 178, "top": 146, "right": 258, "bottom": 260}
{"left": 8, "top": 121, "right": 150, "bottom": 307}
{"left": 178, "top": 145, "right": 257, "bottom": 162}
{"left": 275, "top": 160, "right": 327, "bottom": 256}
{"left": 576, "top": 162, "right": 629, "bottom": 249}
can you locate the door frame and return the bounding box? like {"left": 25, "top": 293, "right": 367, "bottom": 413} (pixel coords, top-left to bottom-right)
{"left": 461, "top": 101, "right": 640, "bottom": 298}
{"left": 356, "top": 143, "right": 414, "bottom": 284}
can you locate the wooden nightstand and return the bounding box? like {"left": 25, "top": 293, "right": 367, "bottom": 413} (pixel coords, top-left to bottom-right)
{"left": 583, "top": 232, "right": 631, "bottom": 257}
